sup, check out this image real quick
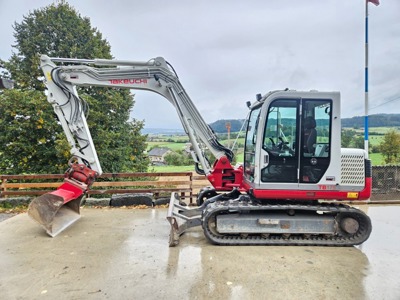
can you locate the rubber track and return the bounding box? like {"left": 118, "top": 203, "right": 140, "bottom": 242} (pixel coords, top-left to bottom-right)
{"left": 202, "top": 200, "right": 372, "bottom": 246}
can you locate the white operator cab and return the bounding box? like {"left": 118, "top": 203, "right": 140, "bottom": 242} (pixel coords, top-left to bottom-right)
{"left": 243, "top": 90, "right": 342, "bottom": 192}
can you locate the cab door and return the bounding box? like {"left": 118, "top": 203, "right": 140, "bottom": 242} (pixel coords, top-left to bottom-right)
{"left": 299, "top": 99, "right": 332, "bottom": 184}
{"left": 260, "top": 99, "right": 299, "bottom": 185}
{"left": 254, "top": 98, "right": 333, "bottom": 190}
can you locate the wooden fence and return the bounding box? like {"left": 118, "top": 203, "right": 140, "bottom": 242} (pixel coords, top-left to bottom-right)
{"left": 0, "top": 172, "right": 210, "bottom": 204}
{"left": 4, "top": 167, "right": 396, "bottom": 203}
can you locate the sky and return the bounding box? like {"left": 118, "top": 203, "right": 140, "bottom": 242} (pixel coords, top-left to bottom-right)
{"left": 0, "top": 0, "right": 399, "bottom": 129}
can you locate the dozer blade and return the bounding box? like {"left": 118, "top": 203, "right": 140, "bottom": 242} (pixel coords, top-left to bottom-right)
{"left": 166, "top": 193, "right": 202, "bottom": 247}
{"left": 28, "top": 181, "right": 85, "bottom": 237}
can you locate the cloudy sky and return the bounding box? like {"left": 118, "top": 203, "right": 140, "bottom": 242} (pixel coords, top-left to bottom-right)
{"left": 1, "top": 0, "right": 399, "bottom": 129}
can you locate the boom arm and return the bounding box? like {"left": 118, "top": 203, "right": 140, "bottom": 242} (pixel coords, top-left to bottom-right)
{"left": 40, "top": 55, "right": 239, "bottom": 188}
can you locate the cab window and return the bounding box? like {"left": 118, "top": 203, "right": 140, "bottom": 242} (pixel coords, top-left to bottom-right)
{"left": 244, "top": 106, "right": 261, "bottom": 182}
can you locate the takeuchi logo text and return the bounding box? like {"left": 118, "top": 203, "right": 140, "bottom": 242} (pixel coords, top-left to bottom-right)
{"left": 109, "top": 79, "right": 147, "bottom": 84}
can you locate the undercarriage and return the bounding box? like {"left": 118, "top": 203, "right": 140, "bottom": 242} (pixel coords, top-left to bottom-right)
{"left": 167, "top": 191, "right": 372, "bottom": 247}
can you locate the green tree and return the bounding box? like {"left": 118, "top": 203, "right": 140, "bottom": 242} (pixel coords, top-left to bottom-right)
{"left": 353, "top": 136, "right": 365, "bottom": 149}
{"left": 0, "top": 2, "right": 149, "bottom": 174}
{"left": 0, "top": 89, "right": 67, "bottom": 173}
{"left": 165, "top": 150, "right": 192, "bottom": 166}
{"left": 341, "top": 129, "right": 356, "bottom": 148}
{"left": 2, "top": 1, "right": 111, "bottom": 91}
{"left": 379, "top": 129, "right": 400, "bottom": 164}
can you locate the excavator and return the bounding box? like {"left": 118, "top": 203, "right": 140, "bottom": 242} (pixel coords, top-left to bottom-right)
{"left": 28, "top": 55, "right": 372, "bottom": 246}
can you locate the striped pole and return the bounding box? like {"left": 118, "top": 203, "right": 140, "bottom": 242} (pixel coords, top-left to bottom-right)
{"left": 364, "top": 0, "right": 379, "bottom": 156}
{"left": 364, "top": 0, "right": 369, "bottom": 157}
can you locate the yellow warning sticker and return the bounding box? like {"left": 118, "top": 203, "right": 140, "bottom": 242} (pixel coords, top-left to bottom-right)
{"left": 347, "top": 192, "right": 359, "bottom": 199}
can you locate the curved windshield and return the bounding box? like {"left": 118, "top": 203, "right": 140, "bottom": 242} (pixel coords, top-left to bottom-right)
{"left": 243, "top": 105, "right": 261, "bottom": 182}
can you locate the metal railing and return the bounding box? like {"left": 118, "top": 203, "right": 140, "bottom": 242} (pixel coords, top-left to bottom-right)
{"left": 371, "top": 165, "right": 400, "bottom": 201}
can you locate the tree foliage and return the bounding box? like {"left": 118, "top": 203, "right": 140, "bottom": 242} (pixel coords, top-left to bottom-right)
{"left": 341, "top": 129, "right": 356, "bottom": 148}
{"left": 353, "top": 136, "right": 365, "bottom": 149}
{"left": 0, "top": 2, "right": 149, "bottom": 174}
{"left": 164, "top": 150, "right": 192, "bottom": 166}
{"left": 0, "top": 89, "right": 67, "bottom": 173}
{"left": 2, "top": 1, "right": 111, "bottom": 90}
{"left": 379, "top": 129, "right": 400, "bottom": 164}
{"left": 341, "top": 129, "right": 364, "bottom": 149}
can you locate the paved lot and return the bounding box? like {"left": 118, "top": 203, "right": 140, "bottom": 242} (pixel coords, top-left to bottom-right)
{"left": 0, "top": 204, "right": 399, "bottom": 300}
{"left": 0, "top": 213, "right": 16, "bottom": 222}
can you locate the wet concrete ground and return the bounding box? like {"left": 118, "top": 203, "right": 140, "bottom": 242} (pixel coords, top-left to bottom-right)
{"left": 0, "top": 213, "right": 15, "bottom": 222}
{"left": 0, "top": 205, "right": 399, "bottom": 300}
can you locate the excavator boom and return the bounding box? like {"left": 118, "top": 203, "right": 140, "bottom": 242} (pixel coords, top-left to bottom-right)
{"left": 28, "top": 55, "right": 239, "bottom": 236}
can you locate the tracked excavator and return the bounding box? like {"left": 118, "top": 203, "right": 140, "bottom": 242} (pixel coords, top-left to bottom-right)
{"left": 28, "top": 55, "right": 372, "bottom": 246}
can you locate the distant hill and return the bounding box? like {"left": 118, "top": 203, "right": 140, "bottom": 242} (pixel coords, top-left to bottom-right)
{"left": 209, "top": 114, "right": 400, "bottom": 133}
{"left": 208, "top": 114, "right": 400, "bottom": 133}
{"left": 208, "top": 119, "right": 246, "bottom": 133}
{"left": 342, "top": 114, "right": 400, "bottom": 128}
{"left": 142, "top": 113, "right": 400, "bottom": 135}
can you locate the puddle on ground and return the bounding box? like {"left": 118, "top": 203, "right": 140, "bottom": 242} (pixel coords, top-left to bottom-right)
{"left": 357, "top": 205, "right": 400, "bottom": 299}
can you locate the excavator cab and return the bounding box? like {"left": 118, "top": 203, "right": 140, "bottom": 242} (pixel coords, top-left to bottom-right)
{"left": 244, "top": 94, "right": 336, "bottom": 187}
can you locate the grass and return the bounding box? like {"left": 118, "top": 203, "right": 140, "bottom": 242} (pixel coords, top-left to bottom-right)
{"left": 368, "top": 127, "right": 399, "bottom": 134}
{"left": 147, "top": 137, "right": 245, "bottom": 152}
{"left": 369, "top": 135, "right": 384, "bottom": 146}
{"left": 149, "top": 165, "right": 195, "bottom": 172}
{"left": 0, "top": 204, "right": 28, "bottom": 214}
{"left": 369, "top": 153, "right": 385, "bottom": 166}
{"left": 147, "top": 141, "right": 186, "bottom": 151}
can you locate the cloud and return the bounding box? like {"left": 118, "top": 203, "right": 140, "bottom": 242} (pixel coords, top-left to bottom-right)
{"left": 1, "top": 0, "right": 399, "bottom": 128}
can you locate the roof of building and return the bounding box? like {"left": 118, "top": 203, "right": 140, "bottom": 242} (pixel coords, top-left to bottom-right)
{"left": 148, "top": 147, "right": 171, "bottom": 156}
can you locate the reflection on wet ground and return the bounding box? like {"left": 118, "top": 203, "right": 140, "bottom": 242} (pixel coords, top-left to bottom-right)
{"left": 0, "top": 205, "right": 399, "bottom": 299}
{"left": 170, "top": 241, "right": 370, "bottom": 299}
{"left": 357, "top": 205, "right": 400, "bottom": 300}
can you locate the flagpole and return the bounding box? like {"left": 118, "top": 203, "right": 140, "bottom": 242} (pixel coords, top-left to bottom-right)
{"left": 364, "top": 0, "right": 369, "bottom": 157}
